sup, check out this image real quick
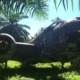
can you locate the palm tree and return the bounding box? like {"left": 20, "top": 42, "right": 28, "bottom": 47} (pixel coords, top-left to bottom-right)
{"left": 0, "top": 0, "right": 48, "bottom": 20}
{"left": 0, "top": 13, "right": 30, "bottom": 42}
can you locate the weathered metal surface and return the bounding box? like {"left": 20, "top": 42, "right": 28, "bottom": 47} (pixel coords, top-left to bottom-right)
{"left": 10, "top": 42, "right": 36, "bottom": 62}
{"left": 31, "top": 17, "right": 80, "bottom": 59}
{"left": 0, "top": 33, "right": 16, "bottom": 62}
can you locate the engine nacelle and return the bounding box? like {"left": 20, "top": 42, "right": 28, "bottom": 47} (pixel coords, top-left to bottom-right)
{"left": 0, "top": 33, "right": 16, "bottom": 62}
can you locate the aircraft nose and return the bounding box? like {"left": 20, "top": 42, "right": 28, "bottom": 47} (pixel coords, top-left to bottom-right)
{"left": 0, "top": 33, "right": 16, "bottom": 62}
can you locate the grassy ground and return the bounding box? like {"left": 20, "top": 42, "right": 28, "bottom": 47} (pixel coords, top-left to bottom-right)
{"left": 0, "top": 61, "right": 80, "bottom": 80}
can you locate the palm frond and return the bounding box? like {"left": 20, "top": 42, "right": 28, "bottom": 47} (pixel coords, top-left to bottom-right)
{"left": 56, "top": 0, "right": 74, "bottom": 11}
{"left": 15, "top": 26, "right": 30, "bottom": 39}
{"left": 0, "top": 16, "right": 9, "bottom": 26}
{"left": 71, "top": 0, "right": 74, "bottom": 11}
{"left": 17, "top": 15, "right": 28, "bottom": 21}
{"left": 0, "top": 0, "right": 48, "bottom": 20}
{"left": 53, "top": 0, "right": 57, "bottom": 10}
{"left": 13, "top": 24, "right": 30, "bottom": 39}
{"left": 19, "top": 27, "right": 30, "bottom": 35}
{"left": 29, "top": 0, "right": 48, "bottom": 20}
{"left": 16, "top": 24, "right": 30, "bottom": 29}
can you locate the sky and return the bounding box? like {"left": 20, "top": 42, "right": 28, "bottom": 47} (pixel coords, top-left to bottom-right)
{"left": 19, "top": 0, "right": 80, "bottom": 36}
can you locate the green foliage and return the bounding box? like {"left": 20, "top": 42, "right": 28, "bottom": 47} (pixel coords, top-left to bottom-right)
{"left": 55, "top": 0, "right": 77, "bottom": 11}
{"left": 79, "top": 0, "right": 80, "bottom": 10}
{"left": 7, "top": 60, "right": 21, "bottom": 68}
{"left": 32, "top": 0, "right": 80, "bottom": 11}
{"left": 0, "top": 13, "right": 30, "bottom": 42}
{"left": 71, "top": 56, "right": 80, "bottom": 71}
{"left": 30, "top": 0, "right": 48, "bottom": 20}
{"left": 59, "top": 71, "right": 80, "bottom": 80}
{"left": 0, "top": 0, "right": 79, "bottom": 21}
{"left": 31, "top": 27, "right": 45, "bottom": 40}
{"left": 0, "top": 0, "right": 80, "bottom": 21}
{"left": 0, "top": 2, "right": 30, "bottom": 42}
{"left": 0, "top": 0, "right": 48, "bottom": 20}
{"left": 0, "top": 61, "right": 80, "bottom": 80}
{"left": 53, "top": 0, "right": 57, "bottom": 10}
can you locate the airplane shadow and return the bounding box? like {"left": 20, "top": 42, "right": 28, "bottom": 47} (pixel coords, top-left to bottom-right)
{"left": 0, "top": 64, "right": 73, "bottom": 80}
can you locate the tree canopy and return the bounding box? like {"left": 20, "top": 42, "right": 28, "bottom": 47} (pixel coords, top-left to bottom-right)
{"left": 0, "top": 13, "right": 30, "bottom": 42}
{"left": 0, "top": 0, "right": 48, "bottom": 20}
{"left": 0, "top": 0, "right": 79, "bottom": 20}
